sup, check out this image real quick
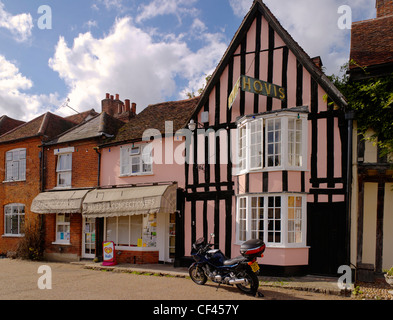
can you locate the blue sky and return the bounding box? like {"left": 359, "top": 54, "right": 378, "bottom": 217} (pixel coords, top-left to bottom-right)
{"left": 0, "top": 0, "right": 376, "bottom": 121}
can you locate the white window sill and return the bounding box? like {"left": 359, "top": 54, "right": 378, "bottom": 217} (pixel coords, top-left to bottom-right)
{"left": 119, "top": 173, "right": 154, "bottom": 177}
{"left": 51, "top": 242, "right": 71, "bottom": 246}
{"left": 2, "top": 234, "right": 24, "bottom": 238}
{"left": 3, "top": 179, "right": 26, "bottom": 183}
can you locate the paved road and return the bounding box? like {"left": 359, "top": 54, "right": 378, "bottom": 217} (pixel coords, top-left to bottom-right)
{"left": 0, "top": 258, "right": 348, "bottom": 301}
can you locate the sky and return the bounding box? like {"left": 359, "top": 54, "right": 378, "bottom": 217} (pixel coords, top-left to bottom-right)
{"left": 0, "top": 0, "right": 376, "bottom": 121}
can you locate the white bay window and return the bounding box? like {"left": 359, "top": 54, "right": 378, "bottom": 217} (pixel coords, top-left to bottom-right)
{"left": 236, "top": 194, "right": 306, "bottom": 247}
{"left": 237, "top": 111, "right": 308, "bottom": 173}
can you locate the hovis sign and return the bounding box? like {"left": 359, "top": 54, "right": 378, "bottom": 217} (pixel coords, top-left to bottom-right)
{"left": 228, "top": 75, "right": 286, "bottom": 109}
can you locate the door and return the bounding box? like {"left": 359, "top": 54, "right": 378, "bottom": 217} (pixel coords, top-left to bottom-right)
{"left": 168, "top": 212, "right": 176, "bottom": 263}
{"left": 83, "top": 218, "right": 96, "bottom": 259}
{"left": 307, "top": 202, "right": 347, "bottom": 275}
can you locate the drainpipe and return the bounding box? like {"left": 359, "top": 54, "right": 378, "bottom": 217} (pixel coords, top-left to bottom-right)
{"left": 94, "top": 147, "right": 101, "bottom": 187}
{"left": 94, "top": 146, "right": 103, "bottom": 262}
{"left": 345, "top": 110, "right": 355, "bottom": 266}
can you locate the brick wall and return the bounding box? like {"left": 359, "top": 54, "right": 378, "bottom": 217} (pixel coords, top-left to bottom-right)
{"left": 115, "top": 250, "right": 159, "bottom": 264}
{"left": 44, "top": 140, "right": 99, "bottom": 190}
{"left": 0, "top": 137, "right": 41, "bottom": 254}
{"left": 43, "top": 213, "right": 82, "bottom": 257}
{"left": 376, "top": 0, "right": 393, "bottom": 17}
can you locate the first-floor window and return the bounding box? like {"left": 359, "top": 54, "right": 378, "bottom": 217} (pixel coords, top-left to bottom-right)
{"left": 4, "top": 204, "right": 25, "bottom": 236}
{"left": 120, "top": 144, "right": 153, "bottom": 176}
{"left": 236, "top": 194, "right": 306, "bottom": 247}
{"left": 56, "top": 213, "right": 70, "bottom": 244}
{"left": 57, "top": 153, "right": 72, "bottom": 187}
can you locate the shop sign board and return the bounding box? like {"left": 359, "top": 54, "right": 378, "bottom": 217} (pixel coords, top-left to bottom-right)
{"left": 102, "top": 241, "right": 117, "bottom": 266}
{"left": 228, "top": 75, "right": 286, "bottom": 109}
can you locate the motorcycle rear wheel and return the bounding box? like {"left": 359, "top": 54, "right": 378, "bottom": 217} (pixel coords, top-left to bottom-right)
{"left": 189, "top": 264, "right": 207, "bottom": 285}
{"left": 235, "top": 268, "right": 259, "bottom": 295}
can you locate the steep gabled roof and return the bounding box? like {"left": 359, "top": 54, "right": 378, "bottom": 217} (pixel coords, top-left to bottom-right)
{"left": 0, "top": 112, "right": 76, "bottom": 144}
{"left": 44, "top": 112, "right": 125, "bottom": 146}
{"left": 191, "top": 0, "right": 347, "bottom": 119}
{"left": 102, "top": 97, "right": 200, "bottom": 146}
{"left": 0, "top": 115, "right": 25, "bottom": 136}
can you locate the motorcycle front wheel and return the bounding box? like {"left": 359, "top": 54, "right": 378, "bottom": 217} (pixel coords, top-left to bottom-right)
{"left": 189, "top": 264, "right": 207, "bottom": 285}
{"left": 235, "top": 267, "right": 259, "bottom": 295}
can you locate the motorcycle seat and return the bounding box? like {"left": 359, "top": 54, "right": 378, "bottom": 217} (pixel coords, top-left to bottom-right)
{"left": 223, "top": 256, "right": 247, "bottom": 266}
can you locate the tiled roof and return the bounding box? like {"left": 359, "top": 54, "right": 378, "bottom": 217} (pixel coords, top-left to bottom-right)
{"left": 65, "top": 109, "right": 99, "bottom": 124}
{"left": 0, "top": 115, "right": 25, "bottom": 136}
{"left": 45, "top": 112, "right": 125, "bottom": 145}
{"left": 350, "top": 15, "right": 393, "bottom": 69}
{"left": 104, "top": 97, "right": 200, "bottom": 145}
{"left": 0, "top": 112, "right": 76, "bottom": 144}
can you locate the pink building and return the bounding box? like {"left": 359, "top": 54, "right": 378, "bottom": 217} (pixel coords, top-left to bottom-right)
{"left": 97, "top": 0, "right": 350, "bottom": 275}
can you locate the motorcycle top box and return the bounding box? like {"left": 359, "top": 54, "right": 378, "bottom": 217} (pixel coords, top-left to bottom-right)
{"left": 240, "top": 239, "right": 266, "bottom": 259}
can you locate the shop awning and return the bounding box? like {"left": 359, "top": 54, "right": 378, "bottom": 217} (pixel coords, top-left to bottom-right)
{"left": 82, "top": 184, "right": 177, "bottom": 218}
{"left": 31, "top": 190, "right": 90, "bottom": 214}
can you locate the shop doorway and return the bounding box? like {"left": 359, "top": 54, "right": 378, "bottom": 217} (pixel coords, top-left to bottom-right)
{"left": 168, "top": 212, "right": 176, "bottom": 262}
{"left": 82, "top": 218, "right": 96, "bottom": 259}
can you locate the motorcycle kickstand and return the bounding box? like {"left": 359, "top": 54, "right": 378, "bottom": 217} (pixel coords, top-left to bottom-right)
{"left": 216, "top": 283, "right": 221, "bottom": 291}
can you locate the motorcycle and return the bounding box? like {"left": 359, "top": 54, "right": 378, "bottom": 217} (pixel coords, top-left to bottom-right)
{"left": 189, "top": 234, "right": 265, "bottom": 296}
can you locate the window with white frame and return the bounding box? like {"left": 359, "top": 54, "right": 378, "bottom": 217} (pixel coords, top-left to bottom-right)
{"left": 55, "top": 213, "right": 70, "bottom": 244}
{"left": 236, "top": 112, "right": 307, "bottom": 173}
{"left": 5, "top": 149, "right": 26, "bottom": 181}
{"left": 106, "top": 215, "right": 143, "bottom": 247}
{"left": 4, "top": 204, "right": 25, "bottom": 236}
{"left": 236, "top": 194, "right": 306, "bottom": 247}
{"left": 57, "top": 153, "right": 72, "bottom": 187}
{"left": 120, "top": 144, "right": 153, "bottom": 176}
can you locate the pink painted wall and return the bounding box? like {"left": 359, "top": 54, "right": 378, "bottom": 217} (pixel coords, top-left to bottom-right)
{"left": 100, "top": 137, "right": 187, "bottom": 187}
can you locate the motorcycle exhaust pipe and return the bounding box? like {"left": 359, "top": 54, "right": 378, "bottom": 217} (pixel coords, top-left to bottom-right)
{"left": 229, "top": 278, "right": 247, "bottom": 285}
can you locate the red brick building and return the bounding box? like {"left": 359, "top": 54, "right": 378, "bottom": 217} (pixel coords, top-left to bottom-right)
{"left": 0, "top": 112, "right": 76, "bottom": 256}
{"left": 31, "top": 95, "right": 129, "bottom": 261}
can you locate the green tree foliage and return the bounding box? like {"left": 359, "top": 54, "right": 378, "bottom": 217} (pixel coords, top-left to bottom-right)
{"left": 329, "top": 61, "right": 393, "bottom": 157}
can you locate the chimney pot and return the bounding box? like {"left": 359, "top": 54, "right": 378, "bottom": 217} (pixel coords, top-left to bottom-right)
{"left": 115, "top": 94, "right": 119, "bottom": 100}
{"left": 110, "top": 95, "right": 114, "bottom": 100}
{"left": 132, "top": 103, "right": 137, "bottom": 114}
{"left": 106, "top": 93, "right": 110, "bottom": 99}
{"left": 125, "top": 99, "right": 131, "bottom": 112}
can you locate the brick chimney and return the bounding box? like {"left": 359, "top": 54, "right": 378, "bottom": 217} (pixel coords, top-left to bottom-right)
{"left": 376, "top": 0, "right": 393, "bottom": 17}
{"left": 101, "top": 93, "right": 136, "bottom": 122}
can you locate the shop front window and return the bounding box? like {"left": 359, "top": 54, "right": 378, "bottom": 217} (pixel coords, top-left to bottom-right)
{"left": 105, "top": 213, "right": 156, "bottom": 248}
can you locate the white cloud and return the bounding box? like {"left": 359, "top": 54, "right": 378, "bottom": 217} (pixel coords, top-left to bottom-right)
{"left": 0, "top": 55, "right": 60, "bottom": 121}
{"left": 48, "top": 16, "right": 227, "bottom": 115}
{"left": 0, "top": 1, "right": 33, "bottom": 42}
{"left": 229, "top": 0, "right": 376, "bottom": 75}
{"left": 136, "top": 0, "right": 198, "bottom": 23}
